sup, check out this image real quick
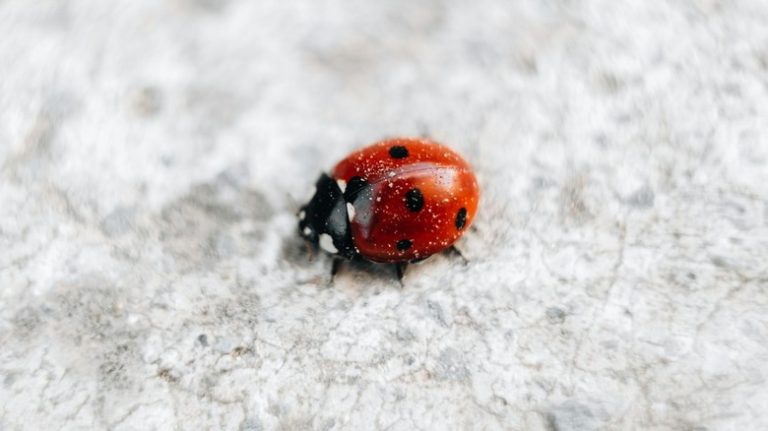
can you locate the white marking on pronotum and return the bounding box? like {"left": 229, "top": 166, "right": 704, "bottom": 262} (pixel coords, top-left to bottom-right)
{"left": 346, "top": 203, "right": 356, "bottom": 221}
{"left": 298, "top": 210, "right": 306, "bottom": 221}
{"left": 303, "top": 227, "right": 312, "bottom": 236}
{"left": 319, "top": 233, "right": 338, "bottom": 254}
{"left": 306, "top": 185, "right": 317, "bottom": 200}
{"left": 337, "top": 179, "right": 347, "bottom": 193}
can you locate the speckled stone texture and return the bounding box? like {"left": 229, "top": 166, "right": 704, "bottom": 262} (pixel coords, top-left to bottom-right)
{"left": 1, "top": 1, "right": 768, "bottom": 430}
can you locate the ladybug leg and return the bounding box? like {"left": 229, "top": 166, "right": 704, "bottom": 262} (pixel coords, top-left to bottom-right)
{"left": 395, "top": 262, "right": 409, "bottom": 284}
{"left": 448, "top": 245, "right": 469, "bottom": 264}
{"left": 330, "top": 258, "right": 344, "bottom": 280}
{"left": 305, "top": 242, "right": 316, "bottom": 261}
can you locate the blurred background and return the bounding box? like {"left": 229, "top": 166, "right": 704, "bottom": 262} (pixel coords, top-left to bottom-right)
{"left": 1, "top": 0, "right": 767, "bottom": 430}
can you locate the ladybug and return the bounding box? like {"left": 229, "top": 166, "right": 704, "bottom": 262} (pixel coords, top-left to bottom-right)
{"left": 298, "top": 137, "right": 480, "bottom": 280}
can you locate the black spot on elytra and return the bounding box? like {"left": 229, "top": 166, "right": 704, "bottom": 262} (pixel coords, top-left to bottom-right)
{"left": 405, "top": 188, "right": 424, "bottom": 212}
{"left": 389, "top": 145, "right": 409, "bottom": 159}
{"left": 455, "top": 207, "right": 467, "bottom": 230}
{"left": 344, "top": 176, "right": 369, "bottom": 201}
{"left": 397, "top": 239, "right": 413, "bottom": 251}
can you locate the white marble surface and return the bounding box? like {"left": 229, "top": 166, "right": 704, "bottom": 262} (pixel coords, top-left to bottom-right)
{"left": 2, "top": 1, "right": 768, "bottom": 430}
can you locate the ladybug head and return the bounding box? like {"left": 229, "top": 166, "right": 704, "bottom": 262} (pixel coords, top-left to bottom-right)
{"left": 298, "top": 173, "right": 357, "bottom": 259}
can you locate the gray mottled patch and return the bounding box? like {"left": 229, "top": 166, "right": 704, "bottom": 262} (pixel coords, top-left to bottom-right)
{"left": 434, "top": 348, "right": 469, "bottom": 381}
{"left": 100, "top": 206, "right": 136, "bottom": 237}
{"left": 277, "top": 415, "right": 313, "bottom": 431}
{"left": 3, "top": 371, "right": 20, "bottom": 388}
{"left": 2, "top": 91, "right": 81, "bottom": 179}
{"left": 532, "top": 176, "right": 556, "bottom": 189}
{"left": 181, "top": 0, "right": 231, "bottom": 13}
{"left": 426, "top": 300, "right": 448, "bottom": 327}
{"left": 184, "top": 85, "right": 244, "bottom": 131}
{"left": 48, "top": 278, "right": 127, "bottom": 339}
{"left": 97, "top": 343, "right": 137, "bottom": 391}
{"left": 157, "top": 368, "right": 180, "bottom": 383}
{"left": 44, "top": 91, "right": 81, "bottom": 119}
{"left": 216, "top": 293, "right": 262, "bottom": 326}
{"left": 158, "top": 168, "right": 272, "bottom": 270}
{"left": 396, "top": 327, "right": 415, "bottom": 343}
{"left": 319, "top": 418, "right": 336, "bottom": 431}
{"left": 280, "top": 234, "right": 313, "bottom": 267}
{"left": 598, "top": 72, "right": 625, "bottom": 94}
{"left": 240, "top": 417, "right": 264, "bottom": 431}
{"left": 547, "top": 400, "right": 609, "bottom": 431}
{"left": 208, "top": 231, "right": 236, "bottom": 259}
{"left": 11, "top": 306, "right": 43, "bottom": 338}
{"left": 560, "top": 176, "right": 593, "bottom": 223}
{"left": 197, "top": 334, "right": 209, "bottom": 346}
{"left": 2, "top": 114, "right": 56, "bottom": 179}
{"left": 627, "top": 185, "right": 655, "bottom": 208}
{"left": 40, "top": 277, "right": 146, "bottom": 406}
{"left": 546, "top": 307, "right": 566, "bottom": 324}
{"left": 131, "top": 86, "right": 162, "bottom": 117}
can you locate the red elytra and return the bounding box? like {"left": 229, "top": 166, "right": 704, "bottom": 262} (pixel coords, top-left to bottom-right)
{"left": 298, "top": 137, "right": 479, "bottom": 277}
